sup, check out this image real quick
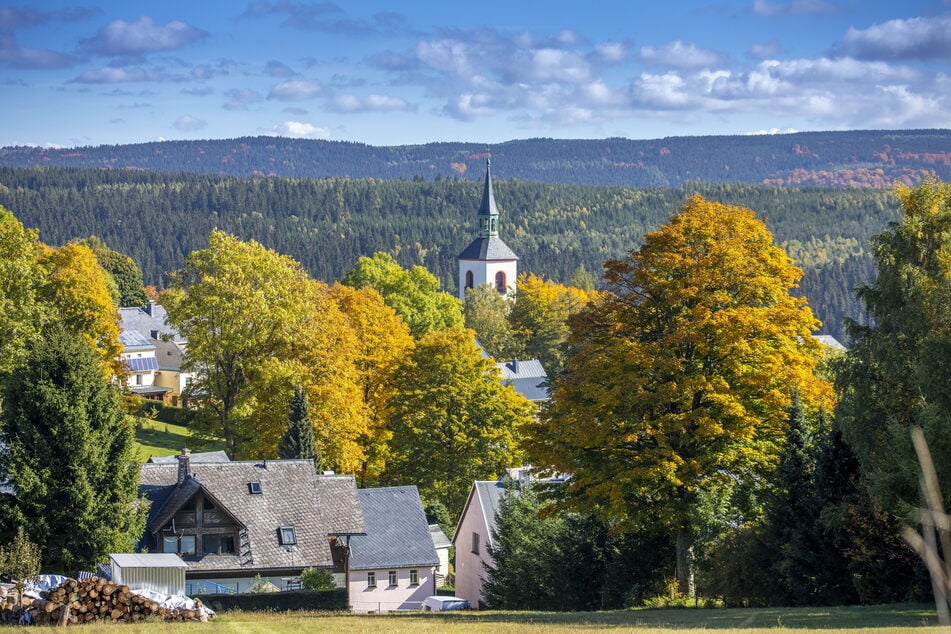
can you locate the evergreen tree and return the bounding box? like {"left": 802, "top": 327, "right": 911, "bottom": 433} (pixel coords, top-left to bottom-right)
{"left": 278, "top": 386, "right": 319, "bottom": 464}
{"left": 0, "top": 327, "right": 144, "bottom": 575}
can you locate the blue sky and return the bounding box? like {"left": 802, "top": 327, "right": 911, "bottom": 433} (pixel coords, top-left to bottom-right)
{"left": 1, "top": 0, "right": 949, "bottom": 147}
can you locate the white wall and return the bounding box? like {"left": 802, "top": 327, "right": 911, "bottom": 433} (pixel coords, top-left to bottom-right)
{"left": 458, "top": 259, "right": 518, "bottom": 301}
{"left": 453, "top": 491, "right": 493, "bottom": 609}
{"left": 348, "top": 567, "right": 436, "bottom": 613}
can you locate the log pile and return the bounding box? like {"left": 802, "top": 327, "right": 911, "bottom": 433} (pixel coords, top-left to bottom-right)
{"left": 0, "top": 577, "right": 209, "bottom": 625}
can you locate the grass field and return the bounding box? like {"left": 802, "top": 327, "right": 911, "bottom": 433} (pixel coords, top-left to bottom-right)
{"left": 134, "top": 418, "right": 225, "bottom": 461}
{"left": 63, "top": 604, "right": 941, "bottom": 633}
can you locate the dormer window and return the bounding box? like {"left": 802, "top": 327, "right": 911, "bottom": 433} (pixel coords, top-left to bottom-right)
{"left": 279, "top": 526, "right": 297, "bottom": 546}
{"left": 248, "top": 482, "right": 262, "bottom": 495}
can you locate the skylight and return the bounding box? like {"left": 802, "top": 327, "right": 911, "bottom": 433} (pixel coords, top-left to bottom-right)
{"left": 248, "top": 482, "right": 262, "bottom": 494}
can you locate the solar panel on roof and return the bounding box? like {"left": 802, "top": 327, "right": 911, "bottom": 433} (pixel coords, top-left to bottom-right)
{"left": 125, "top": 357, "right": 159, "bottom": 372}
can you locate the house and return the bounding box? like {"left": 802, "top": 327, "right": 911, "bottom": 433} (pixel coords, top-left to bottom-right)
{"left": 119, "top": 302, "right": 193, "bottom": 405}
{"left": 429, "top": 524, "right": 451, "bottom": 587}
{"left": 147, "top": 451, "right": 231, "bottom": 465}
{"left": 496, "top": 358, "right": 549, "bottom": 403}
{"left": 347, "top": 486, "right": 439, "bottom": 613}
{"left": 452, "top": 467, "right": 565, "bottom": 609}
{"left": 138, "top": 450, "right": 365, "bottom": 595}
{"left": 815, "top": 334, "right": 847, "bottom": 352}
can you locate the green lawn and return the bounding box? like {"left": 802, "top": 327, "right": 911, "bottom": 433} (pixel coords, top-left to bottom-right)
{"left": 65, "top": 604, "right": 941, "bottom": 633}
{"left": 134, "top": 418, "right": 225, "bottom": 461}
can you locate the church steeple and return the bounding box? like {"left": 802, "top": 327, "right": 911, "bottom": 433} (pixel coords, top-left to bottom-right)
{"left": 478, "top": 158, "right": 499, "bottom": 237}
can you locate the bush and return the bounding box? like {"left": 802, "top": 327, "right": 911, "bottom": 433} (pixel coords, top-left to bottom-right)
{"left": 202, "top": 589, "right": 348, "bottom": 612}
{"left": 124, "top": 396, "right": 196, "bottom": 427}
{"left": 301, "top": 568, "right": 336, "bottom": 591}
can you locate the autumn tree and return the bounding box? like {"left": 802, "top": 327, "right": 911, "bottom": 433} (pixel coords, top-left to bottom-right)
{"left": 508, "top": 273, "right": 597, "bottom": 374}
{"left": 527, "top": 195, "right": 831, "bottom": 596}
{"left": 0, "top": 327, "right": 144, "bottom": 575}
{"left": 329, "top": 283, "right": 413, "bottom": 485}
{"left": 164, "top": 231, "right": 368, "bottom": 466}
{"left": 383, "top": 327, "right": 535, "bottom": 514}
{"left": 341, "top": 251, "right": 462, "bottom": 337}
{"left": 37, "top": 243, "right": 124, "bottom": 380}
{"left": 837, "top": 181, "right": 951, "bottom": 515}
{"left": 0, "top": 527, "right": 41, "bottom": 605}
{"left": 77, "top": 236, "right": 148, "bottom": 307}
{"left": 464, "top": 284, "right": 520, "bottom": 360}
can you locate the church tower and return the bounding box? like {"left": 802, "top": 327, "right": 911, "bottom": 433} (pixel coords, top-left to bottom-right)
{"left": 458, "top": 159, "right": 518, "bottom": 300}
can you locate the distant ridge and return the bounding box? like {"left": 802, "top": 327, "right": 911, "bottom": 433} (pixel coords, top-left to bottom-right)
{"left": 2, "top": 129, "right": 948, "bottom": 187}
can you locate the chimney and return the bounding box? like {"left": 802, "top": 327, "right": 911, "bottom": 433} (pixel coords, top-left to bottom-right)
{"left": 145, "top": 300, "right": 156, "bottom": 317}
{"left": 177, "top": 448, "right": 192, "bottom": 484}
{"left": 512, "top": 359, "right": 519, "bottom": 374}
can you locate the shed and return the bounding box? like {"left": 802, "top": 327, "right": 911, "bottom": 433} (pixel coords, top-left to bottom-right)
{"left": 110, "top": 553, "right": 187, "bottom": 596}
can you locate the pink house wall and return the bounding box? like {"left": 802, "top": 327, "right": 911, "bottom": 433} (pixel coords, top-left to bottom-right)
{"left": 348, "top": 567, "right": 435, "bottom": 613}
{"left": 454, "top": 488, "right": 494, "bottom": 609}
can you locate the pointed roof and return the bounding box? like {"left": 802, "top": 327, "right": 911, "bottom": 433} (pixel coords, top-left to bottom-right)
{"left": 478, "top": 158, "right": 498, "bottom": 218}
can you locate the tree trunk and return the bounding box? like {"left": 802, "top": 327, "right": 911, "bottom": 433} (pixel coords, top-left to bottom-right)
{"left": 675, "top": 525, "right": 696, "bottom": 598}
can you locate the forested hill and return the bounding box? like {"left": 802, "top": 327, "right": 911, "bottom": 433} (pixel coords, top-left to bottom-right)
{"left": 1, "top": 129, "right": 948, "bottom": 188}
{"left": 0, "top": 167, "right": 899, "bottom": 341}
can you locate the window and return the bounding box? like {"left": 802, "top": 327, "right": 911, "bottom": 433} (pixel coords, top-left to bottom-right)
{"left": 278, "top": 526, "right": 297, "bottom": 546}
{"left": 135, "top": 374, "right": 143, "bottom": 386}
{"left": 388, "top": 570, "right": 397, "bottom": 587}
{"left": 163, "top": 535, "right": 178, "bottom": 554}
{"left": 495, "top": 271, "right": 506, "bottom": 293}
{"left": 179, "top": 535, "right": 196, "bottom": 556}
{"left": 471, "top": 532, "right": 480, "bottom": 555}
{"left": 204, "top": 534, "right": 235, "bottom": 556}
{"left": 366, "top": 572, "right": 376, "bottom": 588}
{"left": 465, "top": 270, "right": 474, "bottom": 289}
{"left": 409, "top": 569, "right": 419, "bottom": 586}
{"left": 248, "top": 482, "right": 262, "bottom": 494}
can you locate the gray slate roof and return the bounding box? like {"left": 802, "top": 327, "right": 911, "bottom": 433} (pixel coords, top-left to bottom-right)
{"left": 349, "top": 486, "right": 439, "bottom": 571}
{"left": 119, "top": 303, "right": 185, "bottom": 344}
{"left": 497, "top": 358, "right": 549, "bottom": 402}
{"left": 815, "top": 334, "right": 847, "bottom": 351}
{"left": 154, "top": 339, "right": 186, "bottom": 372}
{"left": 429, "top": 524, "right": 451, "bottom": 550}
{"left": 458, "top": 236, "right": 519, "bottom": 261}
{"left": 119, "top": 330, "right": 154, "bottom": 350}
{"left": 139, "top": 460, "right": 365, "bottom": 573}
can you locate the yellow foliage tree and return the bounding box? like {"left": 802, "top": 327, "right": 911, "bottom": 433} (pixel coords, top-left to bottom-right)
{"left": 329, "top": 283, "right": 414, "bottom": 484}
{"left": 526, "top": 195, "right": 832, "bottom": 596}
{"left": 37, "top": 243, "right": 123, "bottom": 380}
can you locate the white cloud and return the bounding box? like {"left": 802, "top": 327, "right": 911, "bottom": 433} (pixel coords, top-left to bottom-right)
{"left": 81, "top": 16, "right": 208, "bottom": 56}
{"left": 268, "top": 79, "right": 321, "bottom": 100}
{"left": 638, "top": 41, "right": 724, "bottom": 70}
{"left": 269, "top": 121, "right": 331, "bottom": 139}
{"left": 70, "top": 66, "right": 161, "bottom": 83}
{"left": 837, "top": 14, "right": 951, "bottom": 61}
{"left": 223, "top": 88, "right": 263, "bottom": 110}
{"left": 172, "top": 115, "right": 207, "bottom": 131}
{"left": 328, "top": 94, "right": 412, "bottom": 113}
{"left": 752, "top": 0, "right": 837, "bottom": 16}
{"left": 744, "top": 127, "right": 798, "bottom": 135}
{"left": 748, "top": 41, "right": 782, "bottom": 59}
{"left": 595, "top": 42, "right": 626, "bottom": 62}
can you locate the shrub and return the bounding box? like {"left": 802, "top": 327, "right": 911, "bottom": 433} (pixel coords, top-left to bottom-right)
{"left": 203, "top": 589, "right": 348, "bottom": 612}
{"left": 301, "top": 568, "right": 336, "bottom": 591}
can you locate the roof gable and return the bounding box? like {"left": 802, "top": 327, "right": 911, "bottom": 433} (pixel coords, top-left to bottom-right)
{"left": 349, "top": 486, "right": 438, "bottom": 570}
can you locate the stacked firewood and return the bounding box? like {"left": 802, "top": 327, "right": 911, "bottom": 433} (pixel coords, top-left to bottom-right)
{"left": 0, "top": 577, "right": 209, "bottom": 625}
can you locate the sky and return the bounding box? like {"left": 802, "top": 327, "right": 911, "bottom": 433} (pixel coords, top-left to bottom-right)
{"left": 1, "top": 0, "right": 950, "bottom": 148}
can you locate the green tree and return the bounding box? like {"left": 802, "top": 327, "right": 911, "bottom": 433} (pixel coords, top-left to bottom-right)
{"left": 0, "top": 205, "right": 45, "bottom": 375}
{"left": 527, "top": 195, "right": 831, "bottom": 596}
{"left": 342, "top": 252, "right": 462, "bottom": 337}
{"left": 278, "top": 386, "right": 319, "bottom": 464}
{"left": 0, "top": 527, "right": 41, "bottom": 605}
{"left": 0, "top": 327, "right": 144, "bottom": 575}
{"left": 300, "top": 567, "right": 336, "bottom": 591}
{"left": 383, "top": 327, "right": 534, "bottom": 514}
{"left": 78, "top": 236, "right": 148, "bottom": 306}
{"left": 464, "top": 284, "right": 520, "bottom": 360}
{"left": 837, "top": 181, "right": 951, "bottom": 515}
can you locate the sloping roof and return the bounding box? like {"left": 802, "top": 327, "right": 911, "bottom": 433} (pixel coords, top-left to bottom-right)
{"left": 126, "top": 357, "right": 159, "bottom": 372}
{"left": 148, "top": 451, "right": 231, "bottom": 464}
{"left": 154, "top": 339, "right": 186, "bottom": 372}
{"left": 815, "top": 334, "right": 847, "bottom": 351}
{"left": 349, "top": 486, "right": 439, "bottom": 570}
{"left": 111, "top": 553, "right": 187, "bottom": 569}
{"left": 429, "top": 524, "right": 451, "bottom": 550}
{"left": 119, "top": 330, "right": 154, "bottom": 350}
{"left": 458, "top": 236, "right": 519, "bottom": 261}
{"left": 497, "top": 359, "right": 549, "bottom": 402}
{"left": 139, "top": 460, "right": 365, "bottom": 573}
{"left": 478, "top": 160, "right": 498, "bottom": 217}
{"left": 119, "top": 303, "right": 185, "bottom": 344}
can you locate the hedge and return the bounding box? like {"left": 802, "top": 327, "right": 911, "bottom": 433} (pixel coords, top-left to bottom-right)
{"left": 201, "top": 589, "right": 348, "bottom": 612}
{"left": 125, "top": 397, "right": 197, "bottom": 427}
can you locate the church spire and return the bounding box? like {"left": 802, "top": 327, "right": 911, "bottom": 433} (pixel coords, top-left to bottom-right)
{"left": 478, "top": 157, "right": 499, "bottom": 237}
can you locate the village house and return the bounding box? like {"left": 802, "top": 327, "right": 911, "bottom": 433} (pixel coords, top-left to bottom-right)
{"left": 119, "top": 301, "right": 193, "bottom": 405}
{"left": 347, "top": 486, "right": 439, "bottom": 613}
{"left": 138, "top": 450, "right": 365, "bottom": 595}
